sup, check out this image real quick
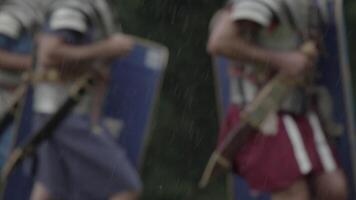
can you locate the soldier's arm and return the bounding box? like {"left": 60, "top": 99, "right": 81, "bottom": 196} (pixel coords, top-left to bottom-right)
{"left": 38, "top": 33, "right": 133, "bottom": 68}
{"left": 0, "top": 50, "right": 31, "bottom": 70}
{"left": 0, "top": 12, "right": 32, "bottom": 71}
{"left": 207, "top": 7, "right": 315, "bottom": 76}
{"left": 207, "top": 10, "right": 278, "bottom": 67}
{"left": 38, "top": 6, "right": 134, "bottom": 68}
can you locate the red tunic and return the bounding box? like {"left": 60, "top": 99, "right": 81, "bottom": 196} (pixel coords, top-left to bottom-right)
{"left": 218, "top": 105, "right": 339, "bottom": 192}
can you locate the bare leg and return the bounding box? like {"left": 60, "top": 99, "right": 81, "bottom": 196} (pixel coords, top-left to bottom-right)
{"left": 313, "top": 169, "right": 348, "bottom": 200}
{"left": 109, "top": 191, "right": 140, "bottom": 200}
{"left": 271, "top": 178, "right": 310, "bottom": 200}
{"left": 30, "top": 182, "right": 55, "bottom": 200}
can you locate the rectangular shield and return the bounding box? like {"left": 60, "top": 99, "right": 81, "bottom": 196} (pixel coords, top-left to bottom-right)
{"left": 102, "top": 38, "right": 169, "bottom": 168}
{"left": 317, "top": 0, "right": 356, "bottom": 197}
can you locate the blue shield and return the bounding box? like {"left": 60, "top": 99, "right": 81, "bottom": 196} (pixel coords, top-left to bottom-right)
{"left": 102, "top": 38, "right": 168, "bottom": 168}
{"left": 213, "top": 0, "right": 355, "bottom": 199}
{"left": 3, "top": 86, "right": 34, "bottom": 200}
{"left": 317, "top": 0, "right": 356, "bottom": 197}
{"left": 0, "top": 34, "right": 35, "bottom": 200}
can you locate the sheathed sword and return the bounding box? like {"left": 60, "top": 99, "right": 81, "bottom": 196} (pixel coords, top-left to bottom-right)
{"left": 199, "top": 42, "right": 317, "bottom": 188}
{"left": 0, "top": 69, "right": 59, "bottom": 137}
{"left": 0, "top": 83, "right": 29, "bottom": 136}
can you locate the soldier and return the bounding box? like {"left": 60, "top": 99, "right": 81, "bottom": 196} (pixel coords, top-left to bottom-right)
{"left": 30, "top": 0, "right": 142, "bottom": 199}
{"left": 207, "top": 0, "right": 348, "bottom": 199}
{"left": 0, "top": 0, "right": 46, "bottom": 168}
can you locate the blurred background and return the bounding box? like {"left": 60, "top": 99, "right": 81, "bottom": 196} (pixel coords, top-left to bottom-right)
{"left": 109, "top": 0, "right": 356, "bottom": 199}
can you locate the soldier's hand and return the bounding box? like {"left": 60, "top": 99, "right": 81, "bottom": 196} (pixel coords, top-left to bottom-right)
{"left": 37, "top": 34, "right": 61, "bottom": 68}
{"left": 277, "top": 51, "right": 316, "bottom": 77}
{"left": 106, "top": 34, "right": 134, "bottom": 57}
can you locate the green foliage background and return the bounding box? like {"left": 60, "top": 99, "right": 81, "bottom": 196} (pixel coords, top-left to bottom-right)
{"left": 110, "top": 0, "right": 356, "bottom": 199}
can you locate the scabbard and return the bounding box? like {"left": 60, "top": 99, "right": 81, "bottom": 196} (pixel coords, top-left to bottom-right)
{"left": 199, "top": 123, "right": 256, "bottom": 188}
{"left": 0, "top": 85, "right": 29, "bottom": 137}
{"left": 0, "top": 113, "right": 16, "bottom": 138}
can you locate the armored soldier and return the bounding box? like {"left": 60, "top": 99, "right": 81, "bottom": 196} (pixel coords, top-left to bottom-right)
{"left": 207, "top": 0, "right": 348, "bottom": 199}
{"left": 30, "top": 0, "right": 142, "bottom": 199}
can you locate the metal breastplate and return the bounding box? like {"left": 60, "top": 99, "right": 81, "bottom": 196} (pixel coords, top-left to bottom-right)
{"left": 33, "top": 19, "right": 95, "bottom": 115}
{"left": 0, "top": 0, "right": 53, "bottom": 32}
{"left": 34, "top": 0, "right": 116, "bottom": 115}
{"left": 245, "top": 9, "right": 309, "bottom": 113}
{"left": 49, "top": 0, "right": 117, "bottom": 39}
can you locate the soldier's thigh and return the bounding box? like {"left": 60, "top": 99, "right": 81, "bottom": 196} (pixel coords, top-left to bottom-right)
{"left": 271, "top": 178, "right": 310, "bottom": 200}
{"left": 313, "top": 169, "right": 348, "bottom": 200}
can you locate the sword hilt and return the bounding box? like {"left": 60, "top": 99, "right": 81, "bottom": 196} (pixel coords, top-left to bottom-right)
{"left": 301, "top": 41, "right": 318, "bottom": 58}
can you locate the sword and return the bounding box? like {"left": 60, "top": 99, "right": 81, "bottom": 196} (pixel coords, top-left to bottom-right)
{"left": 0, "top": 84, "right": 28, "bottom": 136}
{"left": 199, "top": 42, "right": 317, "bottom": 188}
